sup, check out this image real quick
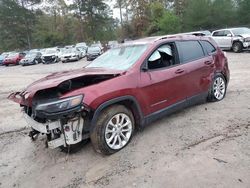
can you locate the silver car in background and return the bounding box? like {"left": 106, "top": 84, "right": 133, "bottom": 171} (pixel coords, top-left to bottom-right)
{"left": 212, "top": 27, "right": 250, "bottom": 53}
{"left": 61, "top": 47, "right": 81, "bottom": 63}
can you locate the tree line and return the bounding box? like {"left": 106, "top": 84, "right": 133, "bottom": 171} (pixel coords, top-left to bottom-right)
{"left": 0, "top": 0, "right": 249, "bottom": 52}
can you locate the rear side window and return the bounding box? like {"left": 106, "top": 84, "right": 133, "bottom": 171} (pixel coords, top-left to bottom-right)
{"left": 212, "top": 31, "right": 225, "bottom": 36}
{"left": 176, "top": 41, "right": 205, "bottom": 64}
{"left": 200, "top": 40, "right": 216, "bottom": 54}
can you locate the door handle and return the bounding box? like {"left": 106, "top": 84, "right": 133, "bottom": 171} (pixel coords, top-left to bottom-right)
{"left": 175, "top": 69, "right": 184, "bottom": 74}
{"left": 204, "top": 61, "right": 213, "bottom": 65}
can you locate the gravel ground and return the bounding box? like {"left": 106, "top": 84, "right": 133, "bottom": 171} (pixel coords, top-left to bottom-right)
{"left": 0, "top": 53, "right": 250, "bottom": 188}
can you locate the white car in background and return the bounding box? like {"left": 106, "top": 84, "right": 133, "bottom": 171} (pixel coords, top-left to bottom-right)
{"left": 212, "top": 27, "right": 250, "bottom": 53}
{"left": 76, "top": 42, "right": 88, "bottom": 57}
{"left": 61, "top": 47, "right": 81, "bottom": 63}
{"left": 42, "top": 48, "right": 60, "bottom": 64}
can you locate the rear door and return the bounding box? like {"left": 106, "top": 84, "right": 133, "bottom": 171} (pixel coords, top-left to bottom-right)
{"left": 176, "top": 40, "right": 213, "bottom": 98}
{"left": 222, "top": 30, "right": 233, "bottom": 48}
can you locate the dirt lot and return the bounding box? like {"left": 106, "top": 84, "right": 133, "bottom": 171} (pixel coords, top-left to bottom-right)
{"left": 0, "top": 53, "right": 250, "bottom": 188}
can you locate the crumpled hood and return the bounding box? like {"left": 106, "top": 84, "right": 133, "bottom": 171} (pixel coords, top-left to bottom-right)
{"left": 26, "top": 68, "right": 123, "bottom": 93}
{"left": 9, "top": 67, "right": 124, "bottom": 106}
{"left": 239, "top": 34, "right": 250, "bottom": 38}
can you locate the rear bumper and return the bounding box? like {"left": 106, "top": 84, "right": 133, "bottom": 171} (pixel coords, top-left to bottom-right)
{"left": 3, "top": 60, "right": 17, "bottom": 65}
{"left": 87, "top": 54, "right": 99, "bottom": 60}
{"left": 20, "top": 61, "right": 34, "bottom": 65}
{"left": 61, "top": 56, "right": 78, "bottom": 62}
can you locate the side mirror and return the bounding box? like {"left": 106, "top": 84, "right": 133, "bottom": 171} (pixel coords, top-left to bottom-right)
{"left": 227, "top": 34, "right": 232, "bottom": 37}
{"left": 141, "top": 63, "right": 148, "bottom": 72}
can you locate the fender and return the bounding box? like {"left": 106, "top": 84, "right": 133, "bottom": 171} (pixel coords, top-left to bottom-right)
{"left": 89, "top": 95, "right": 145, "bottom": 132}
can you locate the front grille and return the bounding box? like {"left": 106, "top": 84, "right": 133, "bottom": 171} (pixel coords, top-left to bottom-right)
{"left": 64, "top": 56, "right": 71, "bottom": 58}
{"left": 44, "top": 56, "right": 55, "bottom": 62}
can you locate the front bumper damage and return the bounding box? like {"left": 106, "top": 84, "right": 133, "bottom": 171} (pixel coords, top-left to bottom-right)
{"left": 23, "top": 112, "right": 86, "bottom": 149}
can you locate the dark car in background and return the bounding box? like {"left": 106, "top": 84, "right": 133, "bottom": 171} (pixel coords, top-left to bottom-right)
{"left": 3, "top": 52, "right": 25, "bottom": 66}
{"left": 86, "top": 46, "right": 102, "bottom": 61}
{"left": 19, "top": 51, "right": 42, "bottom": 66}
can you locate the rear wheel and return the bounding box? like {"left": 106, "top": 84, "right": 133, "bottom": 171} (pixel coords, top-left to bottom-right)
{"left": 232, "top": 41, "right": 243, "bottom": 53}
{"left": 91, "top": 105, "right": 135, "bottom": 155}
{"left": 208, "top": 74, "right": 227, "bottom": 102}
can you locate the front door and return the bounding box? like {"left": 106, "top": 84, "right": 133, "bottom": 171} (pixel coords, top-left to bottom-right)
{"left": 138, "top": 43, "right": 189, "bottom": 115}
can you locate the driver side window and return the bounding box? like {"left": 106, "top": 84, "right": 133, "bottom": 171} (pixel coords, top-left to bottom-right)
{"left": 147, "top": 43, "right": 177, "bottom": 70}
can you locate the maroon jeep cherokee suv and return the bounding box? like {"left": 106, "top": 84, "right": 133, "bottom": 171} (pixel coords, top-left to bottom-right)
{"left": 9, "top": 35, "right": 230, "bottom": 154}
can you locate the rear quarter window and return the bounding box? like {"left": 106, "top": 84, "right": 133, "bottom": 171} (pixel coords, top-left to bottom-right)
{"left": 176, "top": 41, "right": 205, "bottom": 64}
{"left": 200, "top": 40, "right": 216, "bottom": 55}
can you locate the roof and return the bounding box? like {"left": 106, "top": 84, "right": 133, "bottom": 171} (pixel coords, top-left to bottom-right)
{"left": 123, "top": 34, "right": 201, "bottom": 45}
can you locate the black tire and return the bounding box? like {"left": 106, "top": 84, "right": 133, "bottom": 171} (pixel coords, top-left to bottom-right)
{"left": 208, "top": 74, "right": 227, "bottom": 102}
{"left": 62, "top": 60, "right": 65, "bottom": 63}
{"left": 232, "top": 41, "right": 243, "bottom": 53}
{"left": 90, "top": 105, "right": 135, "bottom": 155}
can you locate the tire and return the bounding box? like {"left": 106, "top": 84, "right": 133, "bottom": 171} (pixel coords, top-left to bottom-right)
{"left": 208, "top": 74, "right": 227, "bottom": 102}
{"left": 90, "top": 105, "right": 135, "bottom": 155}
{"left": 62, "top": 61, "right": 65, "bottom": 63}
{"left": 232, "top": 41, "right": 243, "bottom": 53}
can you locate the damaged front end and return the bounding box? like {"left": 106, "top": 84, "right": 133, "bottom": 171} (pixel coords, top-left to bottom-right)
{"left": 8, "top": 69, "right": 122, "bottom": 150}
{"left": 13, "top": 93, "right": 89, "bottom": 149}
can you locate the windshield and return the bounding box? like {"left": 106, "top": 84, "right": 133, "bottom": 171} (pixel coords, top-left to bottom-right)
{"left": 88, "top": 47, "right": 100, "bottom": 53}
{"left": 87, "top": 44, "right": 148, "bottom": 70}
{"left": 231, "top": 28, "right": 250, "bottom": 35}
{"left": 25, "top": 52, "right": 37, "bottom": 58}
{"left": 76, "top": 43, "right": 87, "bottom": 47}
{"left": 1, "top": 52, "right": 9, "bottom": 57}
{"left": 63, "top": 48, "right": 73, "bottom": 53}
{"left": 45, "top": 49, "right": 57, "bottom": 54}
{"left": 8, "top": 52, "right": 18, "bottom": 57}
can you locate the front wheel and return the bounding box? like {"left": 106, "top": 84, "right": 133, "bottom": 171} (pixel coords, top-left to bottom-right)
{"left": 91, "top": 105, "right": 135, "bottom": 155}
{"left": 208, "top": 74, "right": 227, "bottom": 102}
{"left": 232, "top": 42, "right": 243, "bottom": 53}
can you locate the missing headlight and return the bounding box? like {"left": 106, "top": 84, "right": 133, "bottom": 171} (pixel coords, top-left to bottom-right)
{"left": 58, "top": 80, "right": 72, "bottom": 93}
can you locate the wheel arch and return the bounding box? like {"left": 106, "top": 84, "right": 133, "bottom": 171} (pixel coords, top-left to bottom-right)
{"left": 90, "top": 96, "right": 145, "bottom": 132}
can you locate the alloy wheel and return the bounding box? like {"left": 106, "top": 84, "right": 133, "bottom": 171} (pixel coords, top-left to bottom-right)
{"left": 105, "top": 113, "right": 132, "bottom": 150}
{"left": 213, "top": 77, "right": 226, "bottom": 100}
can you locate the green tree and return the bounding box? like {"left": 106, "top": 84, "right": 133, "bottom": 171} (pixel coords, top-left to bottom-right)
{"left": 238, "top": 0, "right": 250, "bottom": 26}
{"left": 182, "top": 0, "right": 212, "bottom": 31}
{"left": 0, "top": 0, "right": 36, "bottom": 51}
{"left": 211, "top": 0, "right": 237, "bottom": 28}
{"left": 158, "top": 11, "right": 181, "bottom": 34}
